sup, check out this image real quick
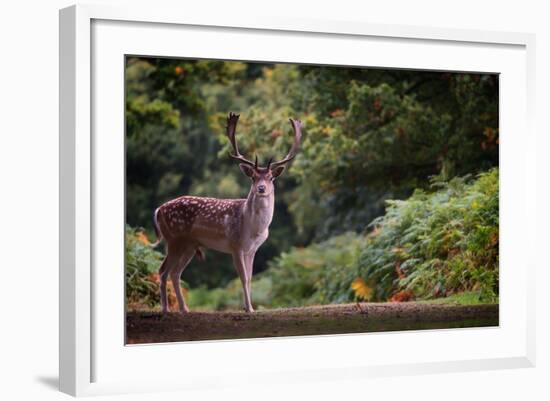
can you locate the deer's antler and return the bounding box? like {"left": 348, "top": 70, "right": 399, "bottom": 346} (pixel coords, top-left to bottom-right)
{"left": 226, "top": 112, "right": 255, "bottom": 167}
{"left": 270, "top": 118, "right": 302, "bottom": 169}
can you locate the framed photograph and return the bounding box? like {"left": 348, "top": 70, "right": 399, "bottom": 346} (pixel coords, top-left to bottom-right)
{"left": 59, "top": 4, "right": 536, "bottom": 396}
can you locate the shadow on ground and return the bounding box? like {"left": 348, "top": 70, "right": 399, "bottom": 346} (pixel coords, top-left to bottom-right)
{"left": 35, "top": 376, "right": 58, "bottom": 391}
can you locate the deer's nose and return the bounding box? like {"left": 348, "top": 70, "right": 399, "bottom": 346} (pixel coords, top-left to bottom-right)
{"left": 258, "top": 185, "right": 266, "bottom": 193}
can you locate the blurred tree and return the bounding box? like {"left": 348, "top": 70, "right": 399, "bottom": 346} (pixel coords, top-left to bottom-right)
{"left": 287, "top": 67, "right": 498, "bottom": 239}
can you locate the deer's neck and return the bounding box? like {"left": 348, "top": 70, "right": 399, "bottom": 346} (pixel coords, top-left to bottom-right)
{"left": 243, "top": 189, "right": 274, "bottom": 236}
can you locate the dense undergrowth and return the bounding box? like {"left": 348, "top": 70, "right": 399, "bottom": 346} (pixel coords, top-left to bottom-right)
{"left": 358, "top": 168, "right": 498, "bottom": 303}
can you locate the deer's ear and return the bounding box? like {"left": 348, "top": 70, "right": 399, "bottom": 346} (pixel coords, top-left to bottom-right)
{"left": 239, "top": 163, "right": 255, "bottom": 178}
{"left": 271, "top": 165, "right": 286, "bottom": 179}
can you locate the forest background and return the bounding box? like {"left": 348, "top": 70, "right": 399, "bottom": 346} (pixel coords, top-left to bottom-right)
{"left": 125, "top": 57, "right": 499, "bottom": 311}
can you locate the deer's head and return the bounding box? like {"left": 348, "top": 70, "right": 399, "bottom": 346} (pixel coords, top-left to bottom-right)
{"left": 225, "top": 112, "right": 301, "bottom": 198}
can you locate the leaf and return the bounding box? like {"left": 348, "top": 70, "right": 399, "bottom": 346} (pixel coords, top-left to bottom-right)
{"left": 351, "top": 277, "right": 373, "bottom": 301}
{"left": 135, "top": 231, "right": 151, "bottom": 245}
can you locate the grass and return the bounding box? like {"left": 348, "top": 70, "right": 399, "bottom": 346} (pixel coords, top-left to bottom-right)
{"left": 416, "top": 291, "right": 497, "bottom": 305}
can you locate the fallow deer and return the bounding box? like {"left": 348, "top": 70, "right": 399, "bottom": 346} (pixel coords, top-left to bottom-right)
{"left": 152, "top": 112, "right": 301, "bottom": 313}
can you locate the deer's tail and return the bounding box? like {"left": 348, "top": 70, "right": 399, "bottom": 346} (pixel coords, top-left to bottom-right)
{"left": 150, "top": 207, "right": 163, "bottom": 248}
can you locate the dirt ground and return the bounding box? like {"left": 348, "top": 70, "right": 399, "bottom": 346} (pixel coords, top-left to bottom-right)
{"left": 125, "top": 302, "right": 498, "bottom": 344}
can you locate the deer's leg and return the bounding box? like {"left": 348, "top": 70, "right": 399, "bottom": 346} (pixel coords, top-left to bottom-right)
{"left": 159, "top": 256, "right": 170, "bottom": 313}
{"left": 244, "top": 252, "right": 255, "bottom": 302}
{"left": 170, "top": 247, "right": 195, "bottom": 314}
{"left": 159, "top": 248, "right": 181, "bottom": 313}
{"left": 232, "top": 251, "right": 254, "bottom": 313}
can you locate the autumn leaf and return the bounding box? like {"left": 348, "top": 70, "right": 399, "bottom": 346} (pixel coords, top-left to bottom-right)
{"left": 351, "top": 277, "right": 373, "bottom": 301}
{"left": 136, "top": 231, "right": 150, "bottom": 245}
{"left": 390, "top": 290, "right": 414, "bottom": 302}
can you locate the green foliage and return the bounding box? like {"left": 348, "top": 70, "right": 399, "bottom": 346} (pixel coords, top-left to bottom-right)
{"left": 187, "top": 276, "right": 273, "bottom": 311}
{"left": 266, "top": 233, "right": 363, "bottom": 306}
{"left": 125, "top": 225, "right": 164, "bottom": 308}
{"left": 358, "top": 168, "right": 499, "bottom": 303}
{"left": 416, "top": 291, "right": 492, "bottom": 305}
{"left": 289, "top": 72, "right": 498, "bottom": 240}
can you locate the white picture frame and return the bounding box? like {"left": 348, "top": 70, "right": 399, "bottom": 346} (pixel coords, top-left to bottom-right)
{"left": 59, "top": 3, "right": 536, "bottom": 397}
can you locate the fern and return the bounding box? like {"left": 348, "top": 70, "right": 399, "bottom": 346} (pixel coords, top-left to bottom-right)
{"left": 358, "top": 168, "right": 499, "bottom": 303}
